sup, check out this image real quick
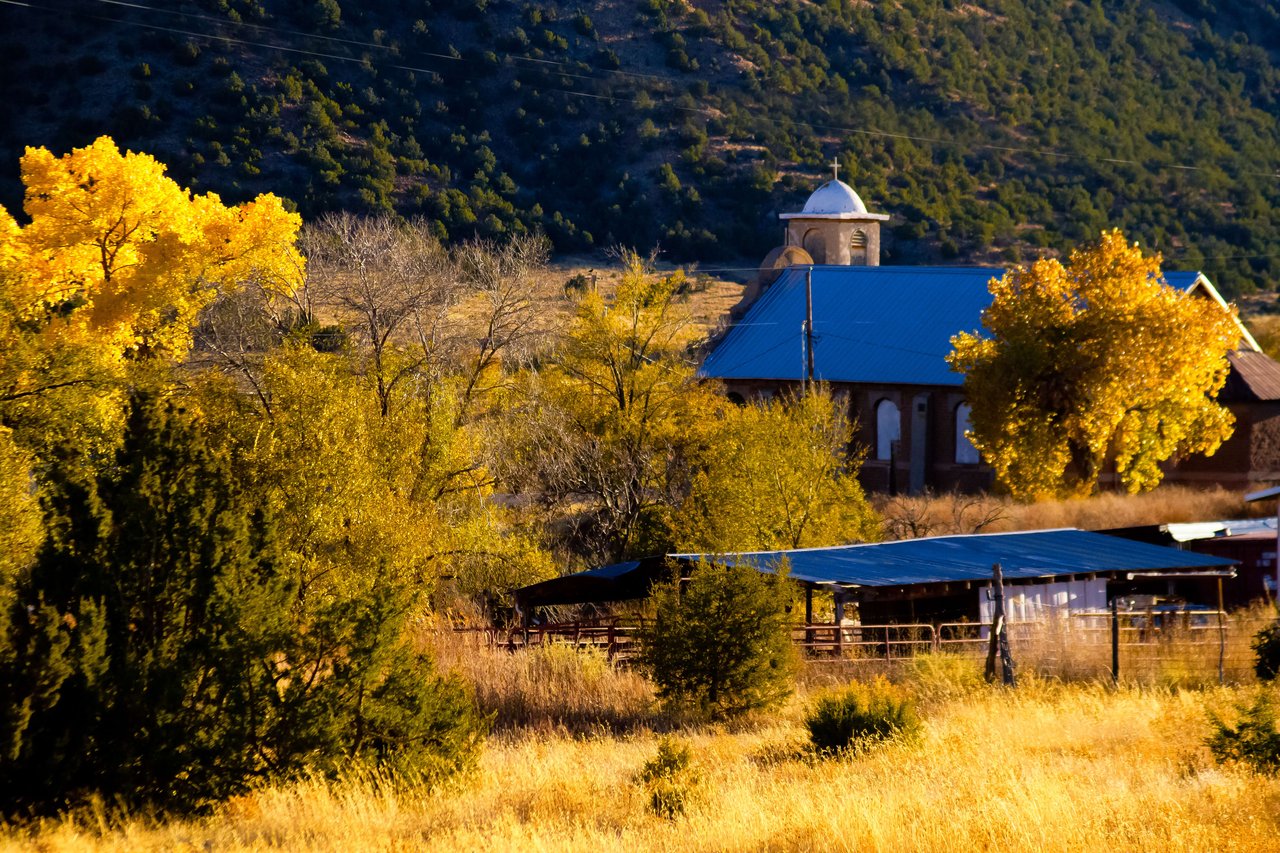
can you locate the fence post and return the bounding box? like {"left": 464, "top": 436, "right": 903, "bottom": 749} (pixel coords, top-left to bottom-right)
{"left": 1217, "top": 578, "right": 1226, "bottom": 686}
{"left": 1110, "top": 595, "right": 1120, "bottom": 687}
{"left": 984, "top": 563, "right": 1016, "bottom": 686}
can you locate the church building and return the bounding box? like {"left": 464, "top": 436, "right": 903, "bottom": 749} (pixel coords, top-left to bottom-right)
{"left": 699, "top": 170, "right": 1280, "bottom": 494}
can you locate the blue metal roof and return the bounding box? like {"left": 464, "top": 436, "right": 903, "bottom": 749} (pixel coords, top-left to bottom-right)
{"left": 699, "top": 266, "right": 1209, "bottom": 387}
{"left": 581, "top": 560, "right": 641, "bottom": 580}
{"left": 1162, "top": 271, "right": 1203, "bottom": 289}
{"left": 671, "top": 528, "right": 1235, "bottom": 587}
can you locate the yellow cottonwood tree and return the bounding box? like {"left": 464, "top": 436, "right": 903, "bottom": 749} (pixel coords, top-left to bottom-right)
{"left": 674, "top": 388, "right": 881, "bottom": 552}
{"left": 193, "top": 344, "right": 555, "bottom": 611}
{"left": 0, "top": 136, "right": 303, "bottom": 458}
{"left": 522, "top": 251, "right": 722, "bottom": 561}
{"left": 507, "top": 252, "right": 880, "bottom": 562}
{"left": 948, "top": 230, "right": 1239, "bottom": 500}
{"left": 6, "top": 136, "right": 303, "bottom": 361}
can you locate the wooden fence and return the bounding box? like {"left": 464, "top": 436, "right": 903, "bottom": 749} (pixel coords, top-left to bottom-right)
{"left": 456, "top": 611, "right": 1275, "bottom": 683}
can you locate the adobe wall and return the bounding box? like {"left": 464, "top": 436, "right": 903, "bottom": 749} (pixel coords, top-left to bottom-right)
{"left": 719, "top": 379, "right": 992, "bottom": 495}
{"left": 1161, "top": 402, "right": 1280, "bottom": 489}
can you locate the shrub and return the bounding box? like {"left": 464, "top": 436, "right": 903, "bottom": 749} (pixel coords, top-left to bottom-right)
{"left": 1252, "top": 620, "right": 1280, "bottom": 681}
{"left": 639, "top": 560, "right": 798, "bottom": 719}
{"left": 0, "top": 394, "right": 486, "bottom": 815}
{"left": 635, "top": 737, "right": 700, "bottom": 818}
{"left": 563, "top": 272, "right": 591, "bottom": 297}
{"left": 805, "top": 678, "right": 922, "bottom": 755}
{"left": 1207, "top": 689, "right": 1280, "bottom": 773}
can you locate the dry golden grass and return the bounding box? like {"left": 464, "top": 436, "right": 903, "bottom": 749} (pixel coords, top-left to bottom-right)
{"left": 1244, "top": 312, "right": 1280, "bottom": 360}
{"left": 427, "top": 631, "right": 674, "bottom": 732}
{"left": 7, "top": 656, "right": 1280, "bottom": 852}
{"left": 877, "top": 485, "right": 1263, "bottom": 539}
{"left": 547, "top": 254, "right": 748, "bottom": 337}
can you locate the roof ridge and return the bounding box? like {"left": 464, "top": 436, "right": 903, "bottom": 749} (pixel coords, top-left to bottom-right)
{"left": 669, "top": 527, "right": 1085, "bottom": 559}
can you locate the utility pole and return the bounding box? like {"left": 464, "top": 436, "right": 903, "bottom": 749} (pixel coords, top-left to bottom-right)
{"left": 804, "top": 266, "right": 815, "bottom": 394}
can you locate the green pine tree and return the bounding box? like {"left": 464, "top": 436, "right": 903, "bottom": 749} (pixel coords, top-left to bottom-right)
{"left": 0, "top": 392, "right": 488, "bottom": 815}
{"left": 639, "top": 560, "right": 798, "bottom": 720}
{"left": 0, "top": 392, "right": 293, "bottom": 812}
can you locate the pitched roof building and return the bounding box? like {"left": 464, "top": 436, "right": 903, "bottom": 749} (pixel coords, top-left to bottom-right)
{"left": 700, "top": 177, "right": 1280, "bottom": 494}
{"left": 514, "top": 528, "right": 1237, "bottom": 625}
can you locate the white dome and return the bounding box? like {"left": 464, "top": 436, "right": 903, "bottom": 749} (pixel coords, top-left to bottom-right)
{"left": 801, "top": 179, "right": 868, "bottom": 215}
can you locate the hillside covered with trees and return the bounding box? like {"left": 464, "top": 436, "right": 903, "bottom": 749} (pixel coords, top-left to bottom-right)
{"left": 3, "top": 0, "right": 1280, "bottom": 295}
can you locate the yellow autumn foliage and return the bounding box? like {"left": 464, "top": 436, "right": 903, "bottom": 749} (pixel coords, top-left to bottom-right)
{"left": 949, "top": 230, "right": 1239, "bottom": 500}
{"left": 674, "top": 389, "right": 881, "bottom": 552}
{"left": 2, "top": 135, "right": 302, "bottom": 361}
{"left": 0, "top": 137, "right": 304, "bottom": 461}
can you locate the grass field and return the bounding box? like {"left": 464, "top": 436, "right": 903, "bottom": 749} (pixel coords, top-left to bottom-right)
{"left": 6, "top": 644, "right": 1279, "bottom": 852}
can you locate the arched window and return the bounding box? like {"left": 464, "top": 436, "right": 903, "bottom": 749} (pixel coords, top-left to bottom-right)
{"left": 875, "top": 399, "right": 900, "bottom": 461}
{"left": 802, "top": 229, "right": 825, "bottom": 263}
{"left": 955, "top": 403, "right": 979, "bottom": 464}
{"left": 850, "top": 229, "right": 867, "bottom": 249}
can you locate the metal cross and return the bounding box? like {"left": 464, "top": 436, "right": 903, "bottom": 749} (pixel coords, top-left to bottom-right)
{"left": 830, "top": 157, "right": 840, "bottom": 181}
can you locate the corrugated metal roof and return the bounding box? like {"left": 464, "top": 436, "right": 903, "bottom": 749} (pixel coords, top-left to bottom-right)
{"left": 699, "top": 265, "right": 1001, "bottom": 386}
{"left": 671, "top": 528, "right": 1235, "bottom": 587}
{"left": 517, "top": 529, "right": 1239, "bottom": 607}
{"left": 1161, "top": 271, "right": 1203, "bottom": 290}
{"left": 699, "top": 266, "right": 1220, "bottom": 387}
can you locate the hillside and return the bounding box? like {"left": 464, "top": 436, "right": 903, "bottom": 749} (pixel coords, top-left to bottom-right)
{"left": 4, "top": 0, "right": 1280, "bottom": 294}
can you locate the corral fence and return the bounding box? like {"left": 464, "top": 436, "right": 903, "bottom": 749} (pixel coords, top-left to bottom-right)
{"left": 456, "top": 610, "right": 1276, "bottom": 684}
{"left": 452, "top": 619, "right": 646, "bottom": 661}
{"left": 803, "top": 611, "right": 1275, "bottom": 685}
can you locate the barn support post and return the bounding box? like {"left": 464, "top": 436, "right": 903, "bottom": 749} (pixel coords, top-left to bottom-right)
{"left": 834, "top": 592, "right": 845, "bottom": 657}
{"left": 522, "top": 604, "right": 531, "bottom": 649}
{"left": 1217, "top": 577, "right": 1226, "bottom": 686}
{"left": 805, "top": 586, "right": 814, "bottom": 653}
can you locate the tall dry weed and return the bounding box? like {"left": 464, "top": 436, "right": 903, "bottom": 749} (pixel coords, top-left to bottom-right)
{"left": 878, "top": 485, "right": 1261, "bottom": 539}
{"left": 426, "top": 630, "right": 673, "bottom": 732}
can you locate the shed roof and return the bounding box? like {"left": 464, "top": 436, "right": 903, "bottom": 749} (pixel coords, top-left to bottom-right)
{"left": 699, "top": 266, "right": 1254, "bottom": 389}
{"left": 672, "top": 528, "right": 1235, "bottom": 587}
{"left": 515, "top": 529, "right": 1236, "bottom": 608}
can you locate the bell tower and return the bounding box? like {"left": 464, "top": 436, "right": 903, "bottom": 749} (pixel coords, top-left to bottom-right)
{"left": 779, "top": 160, "right": 889, "bottom": 266}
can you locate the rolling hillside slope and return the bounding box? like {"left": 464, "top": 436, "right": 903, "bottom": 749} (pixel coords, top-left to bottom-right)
{"left": 3, "top": 0, "right": 1280, "bottom": 293}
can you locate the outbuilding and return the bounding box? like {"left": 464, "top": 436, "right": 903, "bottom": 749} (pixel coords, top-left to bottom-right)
{"left": 514, "top": 528, "right": 1237, "bottom": 629}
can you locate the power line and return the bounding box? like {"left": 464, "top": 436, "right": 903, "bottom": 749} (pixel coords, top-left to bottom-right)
{"left": 6, "top": 0, "right": 1280, "bottom": 273}
{"left": 7, "top": 0, "right": 1280, "bottom": 185}
{"left": 5, "top": 0, "right": 1275, "bottom": 268}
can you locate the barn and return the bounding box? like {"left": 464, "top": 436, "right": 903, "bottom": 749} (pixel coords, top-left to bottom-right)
{"left": 513, "top": 528, "right": 1236, "bottom": 631}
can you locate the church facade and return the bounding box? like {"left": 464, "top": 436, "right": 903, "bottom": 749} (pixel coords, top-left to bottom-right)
{"left": 700, "top": 175, "right": 1280, "bottom": 494}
